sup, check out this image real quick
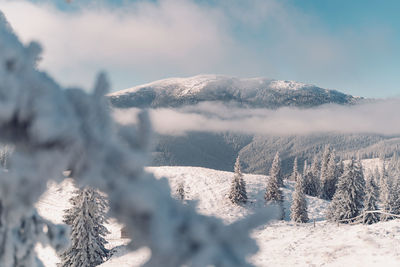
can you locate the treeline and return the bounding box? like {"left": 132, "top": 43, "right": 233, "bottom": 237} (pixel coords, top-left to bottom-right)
{"left": 228, "top": 145, "right": 400, "bottom": 225}
{"left": 152, "top": 132, "right": 400, "bottom": 176}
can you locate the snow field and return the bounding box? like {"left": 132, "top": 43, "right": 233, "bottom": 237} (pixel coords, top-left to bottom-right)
{"left": 36, "top": 162, "right": 400, "bottom": 266}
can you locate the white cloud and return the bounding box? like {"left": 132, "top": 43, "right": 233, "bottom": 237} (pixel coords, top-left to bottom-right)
{"left": 113, "top": 99, "right": 400, "bottom": 136}
{"left": 0, "top": 0, "right": 232, "bottom": 90}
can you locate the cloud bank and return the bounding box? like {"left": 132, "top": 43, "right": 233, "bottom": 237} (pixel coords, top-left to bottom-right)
{"left": 113, "top": 99, "right": 400, "bottom": 136}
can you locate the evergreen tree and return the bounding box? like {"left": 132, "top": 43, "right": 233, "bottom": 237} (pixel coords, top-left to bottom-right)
{"left": 270, "top": 152, "right": 283, "bottom": 188}
{"left": 336, "top": 158, "right": 344, "bottom": 180}
{"left": 388, "top": 154, "right": 400, "bottom": 178}
{"left": 311, "top": 155, "right": 320, "bottom": 179}
{"left": 308, "top": 155, "right": 321, "bottom": 197}
{"left": 59, "top": 187, "right": 110, "bottom": 267}
{"left": 388, "top": 179, "right": 400, "bottom": 217}
{"left": 229, "top": 156, "right": 247, "bottom": 204}
{"left": 265, "top": 164, "right": 285, "bottom": 220}
{"left": 319, "top": 145, "right": 331, "bottom": 198}
{"left": 373, "top": 167, "right": 381, "bottom": 188}
{"left": 291, "top": 157, "right": 299, "bottom": 182}
{"left": 362, "top": 175, "right": 380, "bottom": 224}
{"left": 303, "top": 160, "right": 310, "bottom": 193}
{"left": 303, "top": 160, "right": 318, "bottom": 197}
{"left": 379, "top": 166, "right": 392, "bottom": 221}
{"left": 303, "top": 160, "right": 309, "bottom": 177}
{"left": 321, "top": 150, "right": 338, "bottom": 200}
{"left": 327, "top": 159, "right": 365, "bottom": 223}
{"left": 379, "top": 164, "right": 388, "bottom": 194}
{"left": 290, "top": 174, "right": 309, "bottom": 223}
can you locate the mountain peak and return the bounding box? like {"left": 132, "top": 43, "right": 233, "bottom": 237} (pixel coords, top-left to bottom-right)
{"left": 268, "top": 80, "right": 312, "bottom": 91}
{"left": 108, "top": 75, "right": 359, "bottom": 109}
{"left": 113, "top": 74, "right": 223, "bottom": 96}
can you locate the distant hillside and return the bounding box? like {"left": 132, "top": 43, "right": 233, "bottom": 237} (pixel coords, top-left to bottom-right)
{"left": 108, "top": 75, "right": 360, "bottom": 109}
{"left": 151, "top": 133, "right": 400, "bottom": 176}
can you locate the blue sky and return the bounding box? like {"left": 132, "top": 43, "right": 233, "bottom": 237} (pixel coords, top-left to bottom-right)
{"left": 0, "top": 0, "right": 399, "bottom": 98}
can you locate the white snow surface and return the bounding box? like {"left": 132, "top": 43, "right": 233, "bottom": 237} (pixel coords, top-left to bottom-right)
{"left": 109, "top": 74, "right": 313, "bottom": 97}
{"left": 36, "top": 163, "right": 400, "bottom": 267}
{"left": 110, "top": 74, "right": 221, "bottom": 96}
{"left": 268, "top": 80, "right": 311, "bottom": 91}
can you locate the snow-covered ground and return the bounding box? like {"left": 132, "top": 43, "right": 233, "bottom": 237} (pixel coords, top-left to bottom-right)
{"left": 36, "top": 161, "right": 400, "bottom": 266}
{"left": 148, "top": 166, "right": 329, "bottom": 223}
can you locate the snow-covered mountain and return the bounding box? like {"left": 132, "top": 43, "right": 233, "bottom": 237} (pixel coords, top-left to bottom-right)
{"left": 108, "top": 75, "right": 360, "bottom": 109}
{"left": 36, "top": 163, "right": 400, "bottom": 267}
{"left": 106, "top": 75, "right": 400, "bottom": 176}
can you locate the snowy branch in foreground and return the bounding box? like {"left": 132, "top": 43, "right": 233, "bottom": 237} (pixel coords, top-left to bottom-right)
{"left": 0, "top": 11, "right": 274, "bottom": 266}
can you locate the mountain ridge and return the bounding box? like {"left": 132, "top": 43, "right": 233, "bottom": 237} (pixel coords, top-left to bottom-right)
{"left": 108, "top": 75, "right": 361, "bottom": 109}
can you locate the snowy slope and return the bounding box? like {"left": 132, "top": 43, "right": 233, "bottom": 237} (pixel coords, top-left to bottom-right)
{"left": 36, "top": 163, "right": 400, "bottom": 267}
{"left": 108, "top": 75, "right": 359, "bottom": 109}
{"left": 251, "top": 220, "right": 400, "bottom": 266}
{"left": 112, "top": 75, "right": 223, "bottom": 97}
{"left": 148, "top": 166, "right": 329, "bottom": 223}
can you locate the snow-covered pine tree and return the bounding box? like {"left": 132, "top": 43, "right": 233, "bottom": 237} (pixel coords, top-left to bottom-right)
{"left": 303, "top": 160, "right": 309, "bottom": 193}
{"left": 311, "top": 155, "right": 320, "bottom": 177}
{"left": 352, "top": 158, "right": 366, "bottom": 203}
{"left": 319, "top": 145, "right": 331, "bottom": 198}
{"left": 379, "top": 164, "right": 388, "bottom": 194}
{"left": 59, "top": 187, "right": 110, "bottom": 267}
{"left": 308, "top": 155, "right": 320, "bottom": 197}
{"left": 336, "top": 158, "right": 344, "bottom": 180}
{"left": 388, "top": 179, "right": 400, "bottom": 217}
{"left": 303, "top": 160, "right": 308, "bottom": 177}
{"left": 321, "top": 150, "right": 338, "bottom": 200}
{"left": 265, "top": 167, "right": 284, "bottom": 220}
{"left": 373, "top": 167, "right": 381, "bottom": 188}
{"left": 379, "top": 166, "right": 392, "bottom": 221}
{"left": 303, "top": 168, "right": 314, "bottom": 197}
{"left": 270, "top": 152, "right": 283, "bottom": 188}
{"left": 327, "top": 159, "right": 365, "bottom": 223}
{"left": 303, "top": 160, "right": 317, "bottom": 196}
{"left": 388, "top": 153, "right": 400, "bottom": 178}
{"left": 362, "top": 174, "right": 380, "bottom": 224}
{"left": 290, "top": 174, "right": 308, "bottom": 223}
{"left": 291, "top": 157, "right": 299, "bottom": 182}
{"left": 229, "top": 156, "right": 247, "bottom": 204}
